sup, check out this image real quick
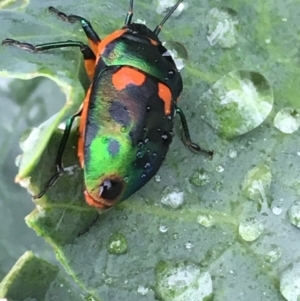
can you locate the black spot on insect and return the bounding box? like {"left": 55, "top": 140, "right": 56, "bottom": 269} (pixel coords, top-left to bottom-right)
{"left": 108, "top": 139, "right": 120, "bottom": 156}
{"left": 109, "top": 101, "right": 131, "bottom": 126}
{"left": 99, "top": 179, "right": 123, "bottom": 201}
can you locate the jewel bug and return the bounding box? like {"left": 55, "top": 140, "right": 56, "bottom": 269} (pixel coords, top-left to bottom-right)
{"left": 2, "top": 0, "right": 213, "bottom": 212}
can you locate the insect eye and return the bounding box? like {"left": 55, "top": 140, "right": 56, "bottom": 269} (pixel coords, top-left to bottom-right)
{"left": 99, "top": 179, "right": 123, "bottom": 201}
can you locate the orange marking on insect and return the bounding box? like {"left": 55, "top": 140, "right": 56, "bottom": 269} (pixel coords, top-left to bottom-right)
{"left": 112, "top": 67, "right": 146, "bottom": 90}
{"left": 84, "top": 59, "right": 96, "bottom": 79}
{"left": 95, "top": 29, "right": 127, "bottom": 61}
{"left": 148, "top": 38, "right": 159, "bottom": 46}
{"left": 158, "top": 82, "right": 172, "bottom": 115}
{"left": 84, "top": 191, "right": 110, "bottom": 209}
{"left": 78, "top": 86, "right": 92, "bottom": 168}
{"left": 88, "top": 39, "right": 99, "bottom": 56}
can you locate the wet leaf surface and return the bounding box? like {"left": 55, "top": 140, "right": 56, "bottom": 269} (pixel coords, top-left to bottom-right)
{"left": 1, "top": 0, "right": 300, "bottom": 300}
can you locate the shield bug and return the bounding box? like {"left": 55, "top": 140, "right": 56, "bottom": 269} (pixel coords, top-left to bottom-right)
{"left": 2, "top": 0, "right": 213, "bottom": 212}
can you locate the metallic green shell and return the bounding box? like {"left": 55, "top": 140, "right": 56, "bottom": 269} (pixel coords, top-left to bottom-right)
{"left": 84, "top": 66, "right": 175, "bottom": 206}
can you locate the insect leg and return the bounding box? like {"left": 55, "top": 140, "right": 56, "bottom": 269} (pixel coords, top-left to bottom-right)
{"left": 77, "top": 214, "right": 99, "bottom": 237}
{"left": 175, "top": 105, "right": 213, "bottom": 156}
{"left": 33, "top": 110, "right": 82, "bottom": 199}
{"left": 48, "top": 6, "right": 101, "bottom": 51}
{"left": 2, "top": 39, "right": 96, "bottom": 79}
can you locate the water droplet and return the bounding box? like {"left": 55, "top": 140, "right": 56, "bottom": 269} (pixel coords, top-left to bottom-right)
{"left": 265, "top": 38, "right": 271, "bottom": 44}
{"left": 107, "top": 233, "right": 127, "bottom": 255}
{"left": 161, "top": 133, "right": 169, "bottom": 141}
{"left": 280, "top": 261, "right": 300, "bottom": 301}
{"left": 136, "top": 150, "right": 143, "bottom": 158}
{"left": 101, "top": 137, "right": 109, "bottom": 144}
{"left": 185, "top": 242, "right": 194, "bottom": 249}
{"left": 155, "top": 175, "right": 161, "bottom": 182}
{"left": 58, "top": 121, "right": 66, "bottom": 130}
{"left": 265, "top": 246, "right": 282, "bottom": 263}
{"left": 274, "top": 108, "right": 300, "bottom": 134}
{"left": 168, "top": 70, "right": 175, "bottom": 78}
{"left": 173, "top": 233, "right": 179, "bottom": 240}
{"left": 156, "top": 0, "right": 188, "bottom": 18}
{"left": 197, "top": 214, "right": 215, "bottom": 227}
{"left": 124, "top": 176, "right": 129, "bottom": 182}
{"left": 162, "top": 40, "right": 188, "bottom": 71}
{"left": 137, "top": 285, "right": 149, "bottom": 295}
{"left": 15, "top": 154, "right": 22, "bottom": 168}
{"left": 216, "top": 165, "right": 224, "bottom": 172}
{"left": 146, "top": 105, "right": 151, "bottom": 112}
{"left": 136, "top": 19, "right": 146, "bottom": 25}
{"left": 121, "top": 126, "right": 127, "bottom": 133}
{"left": 199, "top": 70, "right": 273, "bottom": 139}
{"left": 161, "top": 187, "right": 184, "bottom": 209}
{"left": 144, "top": 137, "right": 149, "bottom": 143}
{"left": 272, "top": 206, "right": 283, "bottom": 216}
{"left": 159, "top": 225, "right": 168, "bottom": 233}
{"left": 144, "top": 162, "right": 151, "bottom": 169}
{"left": 189, "top": 169, "right": 210, "bottom": 187}
{"left": 141, "top": 173, "right": 147, "bottom": 179}
{"left": 19, "top": 127, "right": 41, "bottom": 152}
{"left": 288, "top": 200, "right": 300, "bottom": 228}
{"left": 228, "top": 149, "right": 237, "bottom": 158}
{"left": 242, "top": 165, "right": 272, "bottom": 205}
{"left": 155, "top": 261, "right": 212, "bottom": 301}
{"left": 137, "top": 141, "right": 143, "bottom": 147}
{"left": 105, "top": 277, "right": 112, "bottom": 285}
{"left": 238, "top": 218, "right": 264, "bottom": 242}
{"left": 64, "top": 165, "right": 77, "bottom": 175}
{"left": 206, "top": 7, "right": 238, "bottom": 48}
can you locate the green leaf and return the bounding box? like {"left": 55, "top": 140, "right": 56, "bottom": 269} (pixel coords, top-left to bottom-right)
{"left": 0, "top": 251, "right": 58, "bottom": 300}
{"left": 1, "top": 0, "right": 300, "bottom": 301}
{"left": 0, "top": 251, "right": 88, "bottom": 301}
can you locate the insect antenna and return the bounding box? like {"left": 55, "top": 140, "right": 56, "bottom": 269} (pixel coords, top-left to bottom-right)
{"left": 153, "top": 0, "right": 184, "bottom": 36}
{"left": 125, "top": 0, "right": 134, "bottom": 25}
